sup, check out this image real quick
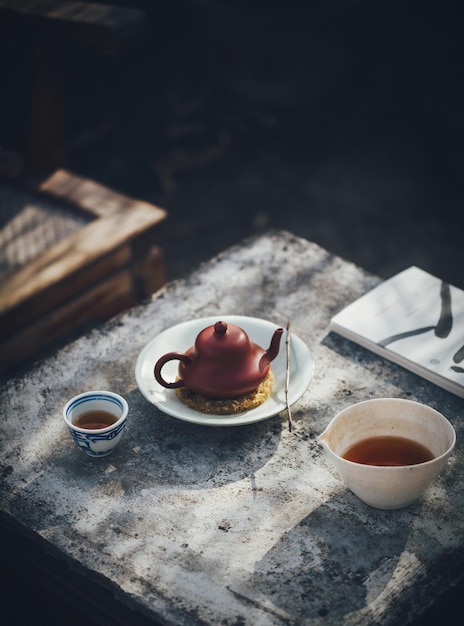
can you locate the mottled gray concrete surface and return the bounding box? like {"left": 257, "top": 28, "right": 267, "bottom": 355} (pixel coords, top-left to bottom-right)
{"left": 1, "top": 231, "right": 463, "bottom": 626}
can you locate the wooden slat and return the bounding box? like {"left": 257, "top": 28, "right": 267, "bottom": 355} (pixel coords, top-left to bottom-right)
{"left": 0, "top": 246, "right": 131, "bottom": 338}
{"left": 39, "top": 168, "right": 167, "bottom": 220}
{"left": 0, "top": 166, "right": 166, "bottom": 373}
{"left": 0, "top": 202, "right": 166, "bottom": 316}
{"left": 134, "top": 244, "right": 165, "bottom": 299}
{"left": 27, "top": 42, "right": 65, "bottom": 172}
{"left": 0, "top": 268, "right": 139, "bottom": 374}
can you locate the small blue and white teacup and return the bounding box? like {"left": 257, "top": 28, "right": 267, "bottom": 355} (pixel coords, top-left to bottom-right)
{"left": 63, "top": 391, "right": 128, "bottom": 457}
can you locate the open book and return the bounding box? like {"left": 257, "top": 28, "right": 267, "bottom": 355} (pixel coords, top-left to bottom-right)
{"left": 330, "top": 266, "right": 464, "bottom": 398}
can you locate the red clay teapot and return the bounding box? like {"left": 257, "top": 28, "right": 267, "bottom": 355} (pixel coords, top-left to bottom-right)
{"left": 154, "top": 320, "right": 284, "bottom": 399}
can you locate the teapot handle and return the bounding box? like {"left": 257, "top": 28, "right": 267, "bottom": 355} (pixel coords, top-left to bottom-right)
{"left": 154, "top": 352, "right": 192, "bottom": 389}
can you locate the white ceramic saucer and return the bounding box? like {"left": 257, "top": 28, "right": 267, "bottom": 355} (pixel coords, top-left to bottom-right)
{"left": 135, "top": 315, "right": 314, "bottom": 427}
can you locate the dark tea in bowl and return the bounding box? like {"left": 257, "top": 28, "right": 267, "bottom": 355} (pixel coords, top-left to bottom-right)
{"left": 342, "top": 435, "right": 435, "bottom": 466}
{"left": 318, "top": 398, "right": 456, "bottom": 510}
{"left": 74, "top": 410, "right": 118, "bottom": 430}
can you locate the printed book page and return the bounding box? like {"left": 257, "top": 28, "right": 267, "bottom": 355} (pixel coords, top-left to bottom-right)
{"left": 330, "top": 266, "right": 464, "bottom": 397}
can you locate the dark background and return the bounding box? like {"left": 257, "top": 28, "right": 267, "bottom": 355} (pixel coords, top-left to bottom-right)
{"left": 1, "top": 0, "right": 463, "bottom": 286}
{"left": 1, "top": 1, "right": 463, "bottom": 625}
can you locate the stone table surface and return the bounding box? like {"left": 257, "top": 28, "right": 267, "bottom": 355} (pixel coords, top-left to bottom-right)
{"left": 1, "top": 230, "right": 463, "bottom": 626}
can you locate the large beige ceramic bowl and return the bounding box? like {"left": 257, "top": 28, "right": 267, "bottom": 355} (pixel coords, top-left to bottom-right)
{"left": 318, "top": 398, "right": 456, "bottom": 510}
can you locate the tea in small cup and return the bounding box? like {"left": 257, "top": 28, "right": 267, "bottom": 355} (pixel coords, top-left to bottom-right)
{"left": 318, "top": 398, "right": 456, "bottom": 510}
{"left": 63, "top": 391, "right": 128, "bottom": 457}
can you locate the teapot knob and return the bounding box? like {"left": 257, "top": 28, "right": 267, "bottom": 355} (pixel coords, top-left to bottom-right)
{"left": 214, "top": 321, "right": 227, "bottom": 336}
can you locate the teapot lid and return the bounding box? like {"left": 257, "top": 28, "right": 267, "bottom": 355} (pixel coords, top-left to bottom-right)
{"left": 195, "top": 321, "right": 250, "bottom": 358}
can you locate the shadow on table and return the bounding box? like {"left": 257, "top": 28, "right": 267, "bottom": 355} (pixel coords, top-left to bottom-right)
{"left": 232, "top": 493, "right": 434, "bottom": 624}
{"left": 246, "top": 491, "right": 464, "bottom": 625}
{"left": 55, "top": 389, "right": 284, "bottom": 493}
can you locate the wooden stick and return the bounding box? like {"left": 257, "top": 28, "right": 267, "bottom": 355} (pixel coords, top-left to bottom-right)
{"left": 285, "top": 320, "right": 294, "bottom": 432}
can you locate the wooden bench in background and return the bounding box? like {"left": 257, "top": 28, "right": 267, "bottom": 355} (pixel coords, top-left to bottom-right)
{"left": 0, "top": 1, "right": 168, "bottom": 376}
{"left": 0, "top": 168, "right": 167, "bottom": 377}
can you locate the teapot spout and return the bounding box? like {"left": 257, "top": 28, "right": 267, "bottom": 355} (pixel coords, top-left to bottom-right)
{"left": 266, "top": 327, "right": 284, "bottom": 362}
